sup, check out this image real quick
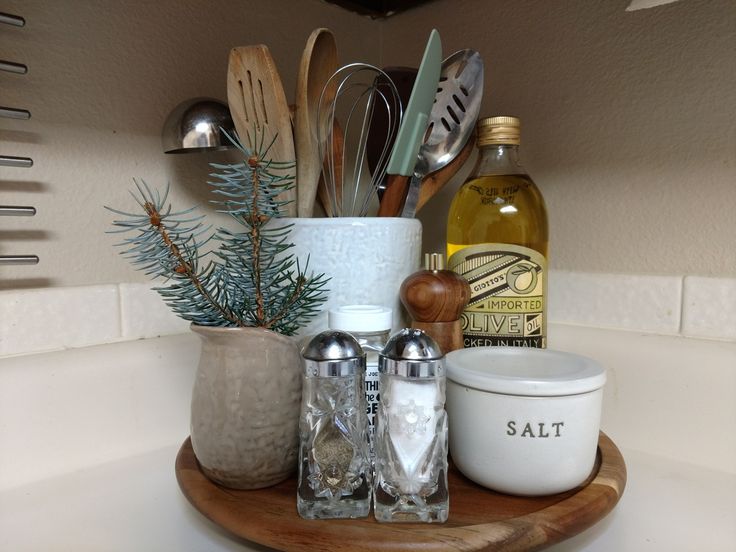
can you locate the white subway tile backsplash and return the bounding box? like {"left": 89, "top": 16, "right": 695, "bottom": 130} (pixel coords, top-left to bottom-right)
{"left": 119, "top": 283, "right": 190, "bottom": 339}
{"left": 0, "top": 285, "right": 121, "bottom": 356}
{"left": 1, "top": 272, "right": 733, "bottom": 356}
{"left": 682, "top": 276, "right": 736, "bottom": 341}
{"left": 548, "top": 270, "right": 682, "bottom": 334}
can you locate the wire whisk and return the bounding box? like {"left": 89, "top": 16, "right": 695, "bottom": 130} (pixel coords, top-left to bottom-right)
{"left": 317, "top": 63, "right": 402, "bottom": 217}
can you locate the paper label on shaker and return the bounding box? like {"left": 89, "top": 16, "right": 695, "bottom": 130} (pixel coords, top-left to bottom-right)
{"left": 448, "top": 243, "right": 546, "bottom": 348}
{"left": 365, "top": 361, "right": 379, "bottom": 452}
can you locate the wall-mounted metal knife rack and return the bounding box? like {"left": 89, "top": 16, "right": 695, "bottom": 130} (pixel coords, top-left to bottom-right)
{"left": 1, "top": 10, "right": 38, "bottom": 266}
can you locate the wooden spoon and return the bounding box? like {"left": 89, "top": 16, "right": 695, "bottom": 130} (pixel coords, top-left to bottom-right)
{"left": 295, "top": 29, "right": 338, "bottom": 218}
{"left": 227, "top": 45, "right": 297, "bottom": 216}
{"left": 380, "top": 132, "right": 475, "bottom": 216}
{"left": 416, "top": 132, "right": 476, "bottom": 212}
{"left": 316, "top": 117, "right": 344, "bottom": 217}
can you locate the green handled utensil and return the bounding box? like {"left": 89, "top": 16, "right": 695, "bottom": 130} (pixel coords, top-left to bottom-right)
{"left": 378, "top": 29, "right": 442, "bottom": 217}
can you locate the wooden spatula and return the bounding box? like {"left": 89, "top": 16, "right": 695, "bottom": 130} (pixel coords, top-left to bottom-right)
{"left": 227, "top": 45, "right": 297, "bottom": 217}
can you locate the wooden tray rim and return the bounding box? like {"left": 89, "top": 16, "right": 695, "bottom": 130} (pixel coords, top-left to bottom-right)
{"left": 175, "top": 432, "right": 626, "bottom": 551}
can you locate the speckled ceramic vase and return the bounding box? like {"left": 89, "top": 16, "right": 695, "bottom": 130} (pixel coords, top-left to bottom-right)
{"left": 189, "top": 325, "right": 302, "bottom": 489}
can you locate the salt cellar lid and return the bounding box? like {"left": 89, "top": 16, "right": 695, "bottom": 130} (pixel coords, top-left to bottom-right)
{"left": 301, "top": 330, "right": 366, "bottom": 377}
{"left": 445, "top": 347, "right": 606, "bottom": 397}
{"left": 378, "top": 328, "right": 445, "bottom": 378}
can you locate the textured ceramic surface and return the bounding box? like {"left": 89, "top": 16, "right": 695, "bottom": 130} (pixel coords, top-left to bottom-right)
{"left": 271, "top": 218, "right": 422, "bottom": 337}
{"left": 190, "top": 325, "right": 302, "bottom": 489}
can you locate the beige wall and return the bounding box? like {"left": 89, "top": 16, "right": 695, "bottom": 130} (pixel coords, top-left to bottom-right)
{"left": 0, "top": 0, "right": 378, "bottom": 289}
{"left": 1, "top": 0, "right": 734, "bottom": 290}
{"left": 384, "top": 0, "right": 736, "bottom": 276}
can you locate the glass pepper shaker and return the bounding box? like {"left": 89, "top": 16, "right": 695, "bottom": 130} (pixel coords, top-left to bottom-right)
{"left": 374, "top": 328, "right": 449, "bottom": 523}
{"left": 297, "top": 330, "right": 372, "bottom": 519}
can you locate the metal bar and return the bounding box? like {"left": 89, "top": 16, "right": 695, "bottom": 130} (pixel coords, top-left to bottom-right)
{"left": 0, "top": 12, "right": 25, "bottom": 27}
{"left": 0, "top": 155, "right": 33, "bottom": 168}
{"left": 0, "top": 14, "right": 34, "bottom": 269}
{"left": 0, "top": 256, "right": 39, "bottom": 266}
{"left": 0, "top": 60, "right": 27, "bottom": 74}
{"left": 0, "top": 106, "right": 31, "bottom": 120}
{"left": 0, "top": 206, "right": 36, "bottom": 216}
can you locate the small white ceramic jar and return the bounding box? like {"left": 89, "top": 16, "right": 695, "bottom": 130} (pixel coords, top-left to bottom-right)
{"left": 445, "top": 347, "right": 606, "bottom": 496}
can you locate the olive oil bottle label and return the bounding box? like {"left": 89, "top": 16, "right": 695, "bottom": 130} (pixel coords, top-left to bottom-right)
{"left": 448, "top": 243, "right": 546, "bottom": 348}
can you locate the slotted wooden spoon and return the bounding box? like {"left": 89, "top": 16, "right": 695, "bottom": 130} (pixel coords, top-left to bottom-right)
{"left": 295, "top": 29, "right": 338, "bottom": 217}
{"left": 227, "top": 45, "right": 297, "bottom": 217}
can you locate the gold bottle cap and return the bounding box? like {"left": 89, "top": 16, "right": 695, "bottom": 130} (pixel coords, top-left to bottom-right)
{"left": 477, "top": 116, "right": 521, "bottom": 146}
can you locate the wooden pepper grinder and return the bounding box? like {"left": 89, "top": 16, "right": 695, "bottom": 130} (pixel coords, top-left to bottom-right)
{"left": 400, "top": 253, "right": 471, "bottom": 354}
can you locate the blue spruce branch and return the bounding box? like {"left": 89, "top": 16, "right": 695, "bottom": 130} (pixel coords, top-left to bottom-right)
{"left": 106, "top": 130, "right": 328, "bottom": 334}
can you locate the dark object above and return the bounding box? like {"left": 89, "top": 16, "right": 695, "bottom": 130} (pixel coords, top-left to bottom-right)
{"left": 323, "top": 0, "right": 436, "bottom": 18}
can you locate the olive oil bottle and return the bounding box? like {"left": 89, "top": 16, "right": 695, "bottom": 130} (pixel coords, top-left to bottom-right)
{"left": 447, "top": 116, "right": 548, "bottom": 348}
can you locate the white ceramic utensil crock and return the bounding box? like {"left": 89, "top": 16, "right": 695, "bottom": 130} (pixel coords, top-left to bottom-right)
{"left": 270, "top": 217, "right": 422, "bottom": 337}
{"left": 445, "top": 347, "right": 606, "bottom": 496}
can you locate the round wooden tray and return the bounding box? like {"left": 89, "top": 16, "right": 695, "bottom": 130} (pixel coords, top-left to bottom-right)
{"left": 175, "top": 432, "right": 626, "bottom": 551}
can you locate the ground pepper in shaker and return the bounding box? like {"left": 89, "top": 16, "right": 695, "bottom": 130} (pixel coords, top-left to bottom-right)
{"left": 374, "top": 328, "right": 449, "bottom": 523}
{"left": 297, "top": 331, "right": 372, "bottom": 519}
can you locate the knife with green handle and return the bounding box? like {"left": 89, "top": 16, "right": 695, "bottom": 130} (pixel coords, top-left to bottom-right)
{"left": 377, "top": 29, "right": 442, "bottom": 217}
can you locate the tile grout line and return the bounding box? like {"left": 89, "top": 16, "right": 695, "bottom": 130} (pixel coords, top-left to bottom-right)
{"left": 116, "top": 283, "right": 125, "bottom": 341}
{"left": 677, "top": 275, "right": 685, "bottom": 335}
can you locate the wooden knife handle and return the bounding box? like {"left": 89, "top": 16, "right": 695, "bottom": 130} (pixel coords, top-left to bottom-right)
{"left": 377, "top": 174, "right": 410, "bottom": 217}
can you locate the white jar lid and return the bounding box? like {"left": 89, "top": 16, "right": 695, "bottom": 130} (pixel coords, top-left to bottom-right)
{"left": 328, "top": 305, "right": 393, "bottom": 333}
{"left": 446, "top": 347, "right": 606, "bottom": 397}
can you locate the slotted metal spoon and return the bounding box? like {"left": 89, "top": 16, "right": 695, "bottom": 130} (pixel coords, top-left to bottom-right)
{"left": 400, "top": 49, "right": 484, "bottom": 218}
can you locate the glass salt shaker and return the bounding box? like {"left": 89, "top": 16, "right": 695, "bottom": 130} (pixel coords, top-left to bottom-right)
{"left": 328, "top": 305, "right": 392, "bottom": 454}
{"left": 297, "top": 330, "right": 372, "bottom": 519}
{"left": 374, "top": 328, "right": 449, "bottom": 523}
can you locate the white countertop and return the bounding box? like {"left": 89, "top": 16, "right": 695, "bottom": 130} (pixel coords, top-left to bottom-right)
{"left": 1, "top": 327, "right": 734, "bottom": 551}
{"left": 0, "top": 442, "right": 734, "bottom": 552}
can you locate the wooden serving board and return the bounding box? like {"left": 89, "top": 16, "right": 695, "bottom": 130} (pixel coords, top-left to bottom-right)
{"left": 175, "top": 432, "right": 626, "bottom": 552}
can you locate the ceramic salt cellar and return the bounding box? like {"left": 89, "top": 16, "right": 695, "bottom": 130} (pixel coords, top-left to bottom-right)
{"left": 297, "top": 330, "right": 372, "bottom": 519}
{"left": 374, "top": 328, "right": 449, "bottom": 523}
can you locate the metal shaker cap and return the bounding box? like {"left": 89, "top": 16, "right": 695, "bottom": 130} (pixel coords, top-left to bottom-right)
{"left": 301, "top": 330, "right": 366, "bottom": 377}
{"left": 378, "top": 328, "right": 445, "bottom": 378}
